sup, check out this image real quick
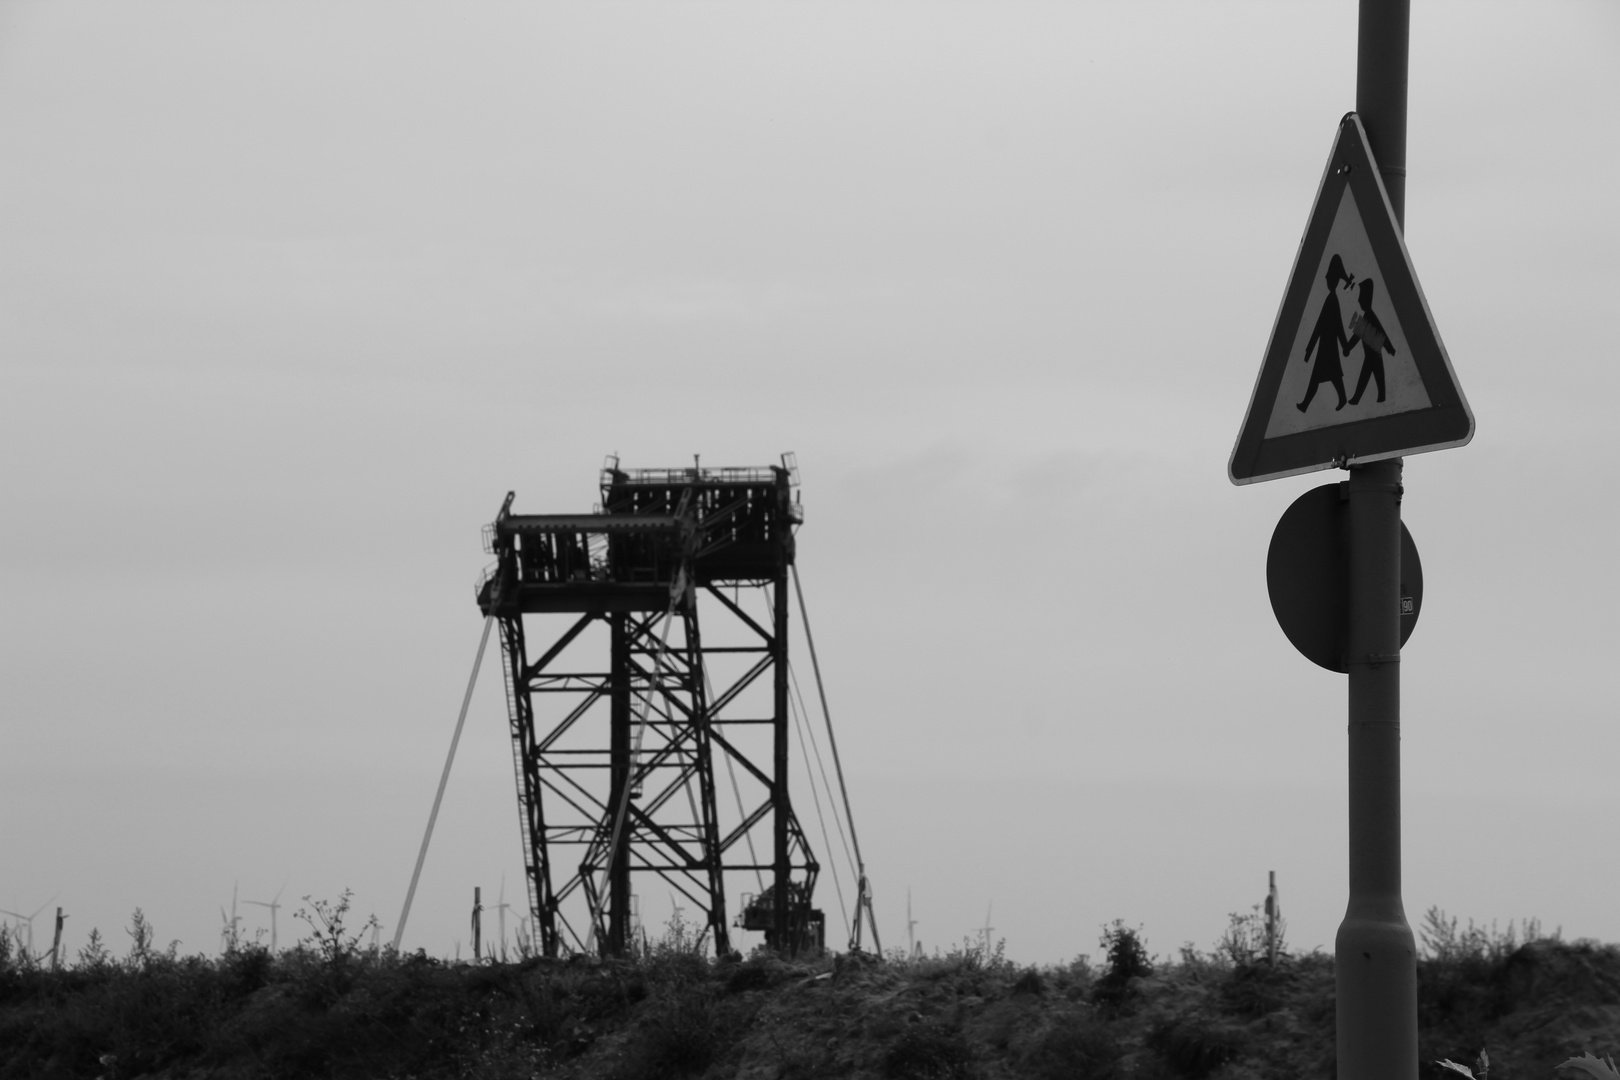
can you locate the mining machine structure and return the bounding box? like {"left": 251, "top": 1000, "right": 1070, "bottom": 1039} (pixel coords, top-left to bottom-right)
{"left": 476, "top": 455, "right": 824, "bottom": 958}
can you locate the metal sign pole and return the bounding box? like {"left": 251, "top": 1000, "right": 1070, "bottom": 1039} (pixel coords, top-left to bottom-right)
{"left": 1338, "top": 3, "right": 1419, "bottom": 1078}
{"left": 1340, "top": 459, "right": 1417, "bottom": 1078}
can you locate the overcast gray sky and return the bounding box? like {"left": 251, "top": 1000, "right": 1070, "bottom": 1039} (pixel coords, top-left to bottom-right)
{"left": 3, "top": 1, "right": 1617, "bottom": 964}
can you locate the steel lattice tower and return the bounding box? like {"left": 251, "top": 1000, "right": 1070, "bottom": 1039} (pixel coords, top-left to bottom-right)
{"left": 475, "top": 456, "right": 822, "bottom": 957}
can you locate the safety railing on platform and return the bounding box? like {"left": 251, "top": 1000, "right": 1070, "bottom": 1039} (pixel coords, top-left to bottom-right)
{"left": 474, "top": 561, "right": 498, "bottom": 602}
{"left": 609, "top": 466, "right": 783, "bottom": 487}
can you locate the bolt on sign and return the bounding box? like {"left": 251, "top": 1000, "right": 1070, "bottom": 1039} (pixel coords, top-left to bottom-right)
{"left": 1229, "top": 113, "right": 1474, "bottom": 485}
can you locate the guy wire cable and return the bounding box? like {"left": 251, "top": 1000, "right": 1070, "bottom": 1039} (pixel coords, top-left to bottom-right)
{"left": 787, "top": 667, "right": 849, "bottom": 933}
{"left": 769, "top": 589, "right": 856, "bottom": 885}
{"left": 788, "top": 654, "right": 856, "bottom": 879}
{"left": 394, "top": 612, "right": 495, "bottom": 952}
{"left": 772, "top": 587, "right": 856, "bottom": 876}
{"left": 768, "top": 588, "right": 847, "bottom": 895}
{"left": 791, "top": 563, "right": 880, "bottom": 954}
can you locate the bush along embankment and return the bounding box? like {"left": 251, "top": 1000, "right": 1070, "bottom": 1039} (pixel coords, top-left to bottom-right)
{"left": 1, "top": 901, "right": 1616, "bottom": 1080}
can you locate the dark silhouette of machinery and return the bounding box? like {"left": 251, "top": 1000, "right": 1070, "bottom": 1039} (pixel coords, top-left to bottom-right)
{"left": 475, "top": 455, "right": 824, "bottom": 957}
{"left": 739, "top": 882, "right": 824, "bottom": 952}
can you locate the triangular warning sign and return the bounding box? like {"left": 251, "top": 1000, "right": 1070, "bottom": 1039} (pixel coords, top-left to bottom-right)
{"left": 1229, "top": 113, "right": 1473, "bottom": 485}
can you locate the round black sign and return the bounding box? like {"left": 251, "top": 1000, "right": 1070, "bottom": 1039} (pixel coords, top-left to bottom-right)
{"left": 1266, "top": 482, "right": 1422, "bottom": 673}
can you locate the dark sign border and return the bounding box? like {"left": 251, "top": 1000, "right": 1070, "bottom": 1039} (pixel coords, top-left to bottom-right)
{"left": 1229, "top": 113, "right": 1474, "bottom": 485}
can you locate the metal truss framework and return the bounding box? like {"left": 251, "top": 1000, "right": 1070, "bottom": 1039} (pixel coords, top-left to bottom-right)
{"left": 478, "top": 460, "right": 821, "bottom": 957}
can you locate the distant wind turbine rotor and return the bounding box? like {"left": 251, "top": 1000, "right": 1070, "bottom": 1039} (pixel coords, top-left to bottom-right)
{"left": 907, "top": 888, "right": 920, "bottom": 960}
{"left": 493, "top": 876, "right": 513, "bottom": 963}
{"left": 243, "top": 880, "right": 286, "bottom": 951}
{"left": 220, "top": 882, "right": 243, "bottom": 953}
{"left": 0, "top": 895, "right": 58, "bottom": 958}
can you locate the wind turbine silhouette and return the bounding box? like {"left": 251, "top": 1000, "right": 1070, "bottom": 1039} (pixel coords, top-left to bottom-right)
{"left": 907, "top": 888, "right": 920, "bottom": 960}
{"left": 220, "top": 882, "right": 243, "bottom": 953}
{"left": 243, "top": 881, "right": 286, "bottom": 951}
{"left": 979, "top": 902, "right": 994, "bottom": 957}
{"left": 492, "top": 876, "right": 513, "bottom": 963}
{"left": 0, "top": 895, "right": 58, "bottom": 959}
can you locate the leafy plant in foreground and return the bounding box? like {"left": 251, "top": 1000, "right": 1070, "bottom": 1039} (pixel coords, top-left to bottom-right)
{"left": 882, "top": 1021, "right": 973, "bottom": 1080}
{"left": 1557, "top": 1051, "right": 1620, "bottom": 1080}
{"left": 1438, "top": 1046, "right": 1620, "bottom": 1080}
{"left": 77, "top": 927, "right": 112, "bottom": 971}
{"left": 1217, "top": 904, "right": 1288, "bottom": 967}
{"left": 1420, "top": 906, "right": 1553, "bottom": 963}
{"left": 122, "top": 908, "right": 177, "bottom": 970}
{"left": 294, "top": 889, "right": 380, "bottom": 969}
{"left": 1150, "top": 1013, "right": 1248, "bottom": 1080}
{"left": 1093, "top": 921, "right": 1153, "bottom": 1012}
{"left": 1437, "top": 1048, "right": 1490, "bottom": 1079}
{"left": 1024, "top": 1017, "right": 1122, "bottom": 1080}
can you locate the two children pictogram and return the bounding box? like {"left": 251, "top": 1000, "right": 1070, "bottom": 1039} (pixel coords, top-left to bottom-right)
{"left": 1297, "top": 252, "right": 1397, "bottom": 413}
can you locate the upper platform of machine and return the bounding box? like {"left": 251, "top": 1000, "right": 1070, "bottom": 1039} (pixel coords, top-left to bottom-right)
{"left": 477, "top": 455, "right": 802, "bottom": 615}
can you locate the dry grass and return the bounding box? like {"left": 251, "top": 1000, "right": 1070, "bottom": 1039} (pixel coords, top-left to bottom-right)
{"left": 0, "top": 907, "right": 1615, "bottom": 1079}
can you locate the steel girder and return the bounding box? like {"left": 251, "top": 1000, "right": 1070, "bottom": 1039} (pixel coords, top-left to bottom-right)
{"left": 495, "top": 583, "right": 818, "bottom": 958}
